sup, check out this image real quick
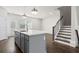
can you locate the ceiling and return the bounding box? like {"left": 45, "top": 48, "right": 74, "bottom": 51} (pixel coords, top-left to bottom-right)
{"left": 3, "top": 6, "right": 61, "bottom": 19}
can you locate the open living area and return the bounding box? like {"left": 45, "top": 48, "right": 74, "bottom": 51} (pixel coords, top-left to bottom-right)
{"left": 0, "top": 6, "right": 79, "bottom": 53}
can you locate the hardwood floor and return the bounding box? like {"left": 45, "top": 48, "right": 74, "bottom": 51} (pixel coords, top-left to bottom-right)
{"left": 0, "top": 38, "right": 21, "bottom": 53}
{"left": 47, "top": 41, "right": 79, "bottom": 53}
{"left": 46, "top": 34, "right": 79, "bottom": 53}
{"left": 0, "top": 35, "right": 79, "bottom": 53}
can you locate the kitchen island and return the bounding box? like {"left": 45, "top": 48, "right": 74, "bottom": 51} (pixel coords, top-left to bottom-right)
{"left": 15, "top": 30, "right": 47, "bottom": 53}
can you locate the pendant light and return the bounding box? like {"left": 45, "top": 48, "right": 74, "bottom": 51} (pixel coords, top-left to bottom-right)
{"left": 22, "top": 13, "right": 27, "bottom": 19}
{"left": 31, "top": 8, "right": 38, "bottom": 15}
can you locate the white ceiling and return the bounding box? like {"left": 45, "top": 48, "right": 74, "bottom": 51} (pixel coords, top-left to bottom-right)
{"left": 3, "top": 6, "right": 60, "bottom": 19}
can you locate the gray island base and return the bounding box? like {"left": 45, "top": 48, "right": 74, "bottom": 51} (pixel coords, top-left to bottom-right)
{"left": 15, "top": 30, "right": 47, "bottom": 53}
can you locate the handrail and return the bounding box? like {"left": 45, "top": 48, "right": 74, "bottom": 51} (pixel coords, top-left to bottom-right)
{"left": 75, "top": 30, "right": 79, "bottom": 41}
{"left": 54, "top": 16, "right": 63, "bottom": 28}
{"left": 52, "top": 16, "right": 63, "bottom": 41}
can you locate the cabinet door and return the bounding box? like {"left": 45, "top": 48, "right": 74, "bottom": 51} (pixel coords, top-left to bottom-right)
{"left": 24, "top": 35, "right": 29, "bottom": 53}
{"left": 20, "top": 33, "right": 25, "bottom": 52}
{"left": 15, "top": 31, "right": 20, "bottom": 48}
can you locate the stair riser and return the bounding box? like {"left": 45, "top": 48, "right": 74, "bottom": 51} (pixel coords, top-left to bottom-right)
{"left": 55, "top": 26, "right": 71, "bottom": 45}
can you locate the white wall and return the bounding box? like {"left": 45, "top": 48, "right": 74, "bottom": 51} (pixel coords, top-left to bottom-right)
{"left": 28, "top": 18, "right": 42, "bottom": 30}
{"left": 7, "top": 13, "right": 42, "bottom": 36}
{"left": 0, "top": 7, "right": 41, "bottom": 40}
{"left": 0, "top": 7, "right": 8, "bottom": 40}
{"left": 0, "top": 7, "right": 23, "bottom": 40}
{"left": 7, "top": 13, "right": 24, "bottom": 36}
{"left": 76, "top": 7, "right": 79, "bottom": 26}
{"left": 42, "top": 10, "right": 60, "bottom": 34}
{"left": 0, "top": 6, "right": 59, "bottom": 40}
{"left": 71, "top": 6, "right": 79, "bottom": 47}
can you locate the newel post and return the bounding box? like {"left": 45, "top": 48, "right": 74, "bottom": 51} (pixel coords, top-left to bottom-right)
{"left": 53, "top": 26, "right": 55, "bottom": 41}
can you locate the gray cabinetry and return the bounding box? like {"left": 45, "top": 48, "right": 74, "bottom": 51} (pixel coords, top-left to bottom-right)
{"left": 15, "top": 31, "right": 46, "bottom": 53}
{"left": 20, "top": 33, "right": 25, "bottom": 52}
{"left": 24, "top": 34, "right": 29, "bottom": 53}
{"left": 15, "top": 31, "right": 20, "bottom": 48}
{"left": 15, "top": 31, "right": 29, "bottom": 53}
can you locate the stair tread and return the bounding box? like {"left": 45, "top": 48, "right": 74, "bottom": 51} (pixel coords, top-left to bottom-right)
{"left": 58, "top": 33, "right": 71, "bottom": 36}
{"left": 54, "top": 25, "right": 71, "bottom": 44}
{"left": 61, "top": 26, "right": 71, "bottom": 27}
{"left": 55, "top": 40, "right": 70, "bottom": 46}
{"left": 61, "top": 27, "right": 71, "bottom": 28}
{"left": 59, "top": 31, "right": 71, "bottom": 33}
{"left": 55, "top": 38, "right": 70, "bottom": 43}
{"left": 61, "top": 26, "right": 71, "bottom": 28}
{"left": 56, "top": 36, "right": 71, "bottom": 40}
{"left": 59, "top": 31, "right": 71, "bottom": 34}
{"left": 57, "top": 34, "right": 71, "bottom": 37}
{"left": 57, "top": 35, "right": 71, "bottom": 39}
{"left": 60, "top": 28, "right": 71, "bottom": 30}
{"left": 59, "top": 30, "right": 71, "bottom": 32}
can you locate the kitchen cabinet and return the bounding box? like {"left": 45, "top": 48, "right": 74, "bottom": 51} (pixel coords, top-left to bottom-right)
{"left": 24, "top": 34, "right": 29, "bottom": 53}
{"left": 15, "top": 31, "right": 20, "bottom": 48}
{"left": 20, "top": 33, "right": 25, "bottom": 52}
{"left": 15, "top": 30, "right": 46, "bottom": 53}
{"left": 15, "top": 31, "right": 29, "bottom": 53}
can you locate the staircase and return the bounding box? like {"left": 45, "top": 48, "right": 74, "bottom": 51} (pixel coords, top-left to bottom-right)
{"left": 55, "top": 26, "right": 71, "bottom": 45}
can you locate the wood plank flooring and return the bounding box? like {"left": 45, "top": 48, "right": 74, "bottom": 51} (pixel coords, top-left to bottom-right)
{"left": 0, "top": 38, "right": 21, "bottom": 53}
{"left": 46, "top": 34, "right": 79, "bottom": 53}
{"left": 0, "top": 34, "right": 79, "bottom": 53}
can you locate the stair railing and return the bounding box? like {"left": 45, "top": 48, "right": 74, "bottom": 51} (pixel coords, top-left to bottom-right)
{"left": 53, "top": 16, "right": 63, "bottom": 41}
{"left": 75, "top": 30, "right": 79, "bottom": 43}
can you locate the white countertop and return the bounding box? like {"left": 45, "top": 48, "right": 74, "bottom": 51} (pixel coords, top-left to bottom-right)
{"left": 15, "top": 30, "right": 46, "bottom": 36}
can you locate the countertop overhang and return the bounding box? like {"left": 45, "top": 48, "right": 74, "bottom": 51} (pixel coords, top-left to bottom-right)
{"left": 15, "top": 30, "right": 46, "bottom": 36}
